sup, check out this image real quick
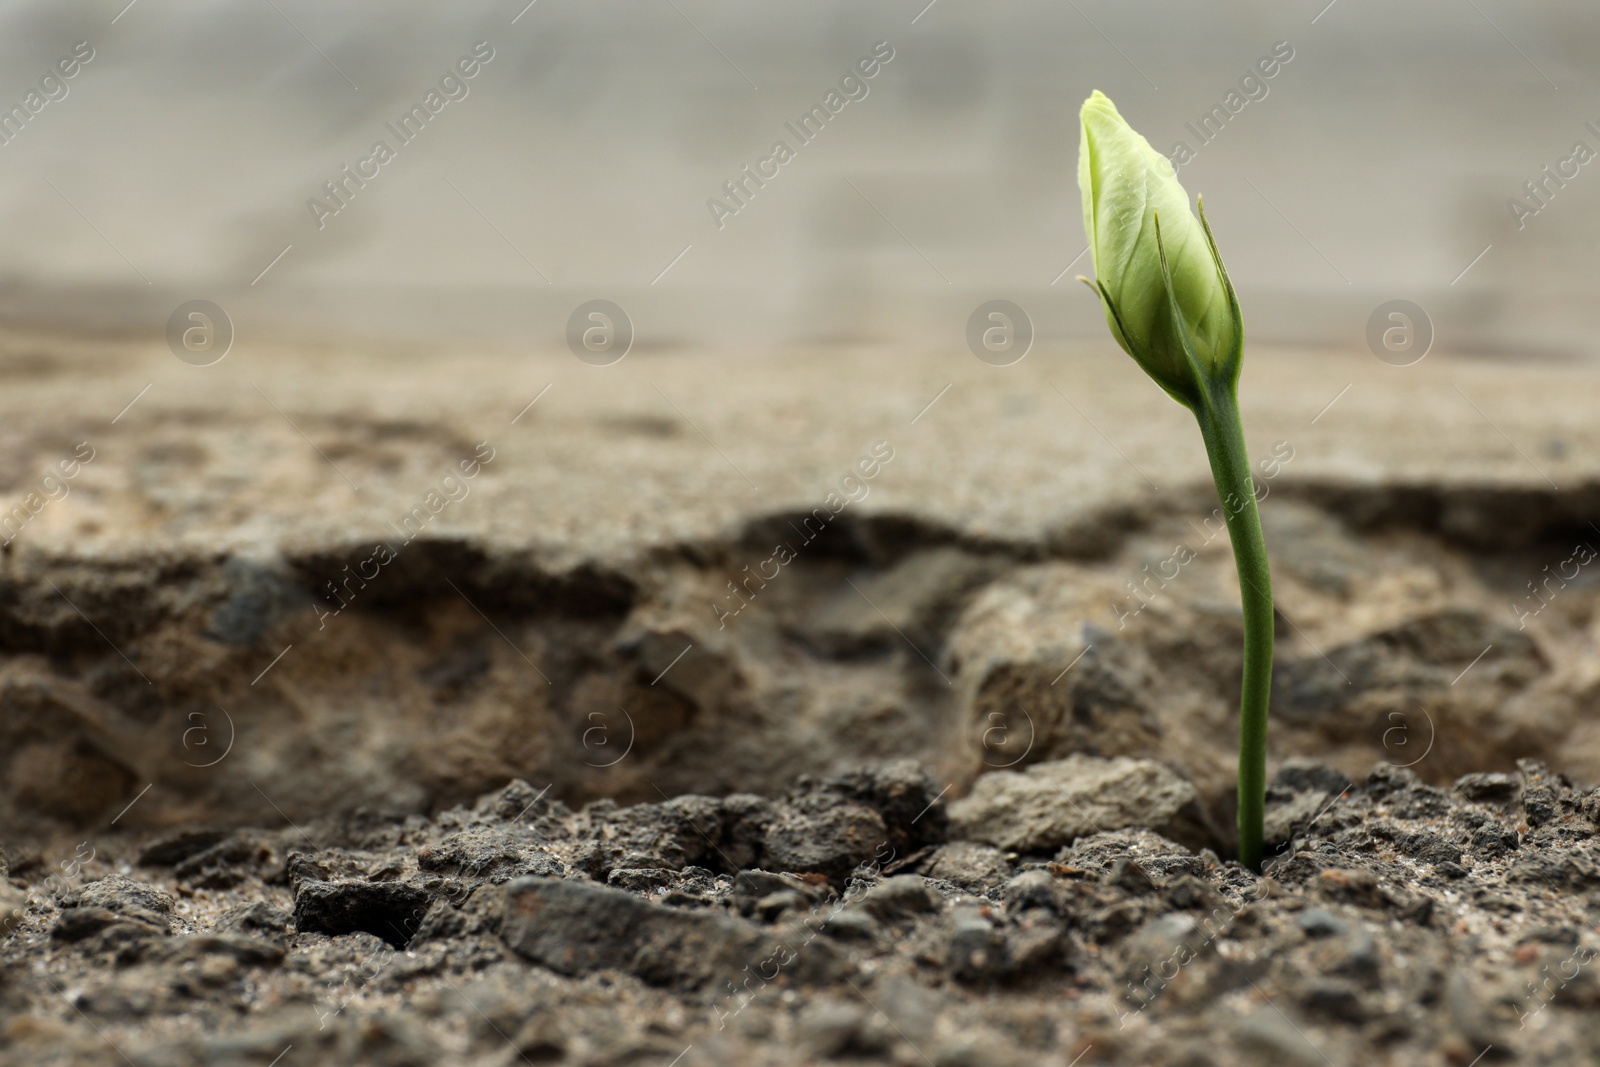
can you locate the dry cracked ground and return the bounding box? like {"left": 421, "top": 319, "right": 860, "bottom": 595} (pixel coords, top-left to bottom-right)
{"left": 3, "top": 328, "right": 1600, "bottom": 1065}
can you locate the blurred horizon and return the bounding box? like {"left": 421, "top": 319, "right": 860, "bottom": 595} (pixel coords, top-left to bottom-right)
{"left": 0, "top": 0, "right": 1594, "bottom": 361}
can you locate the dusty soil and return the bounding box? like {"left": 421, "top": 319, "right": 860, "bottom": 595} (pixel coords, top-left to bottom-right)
{"left": 3, "top": 758, "right": 1600, "bottom": 1066}
{"left": 2, "top": 330, "right": 1600, "bottom": 1064}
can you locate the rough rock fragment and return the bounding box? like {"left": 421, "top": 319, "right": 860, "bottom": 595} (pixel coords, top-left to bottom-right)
{"left": 923, "top": 841, "right": 1013, "bottom": 893}
{"left": 950, "top": 755, "right": 1211, "bottom": 853}
{"left": 78, "top": 874, "right": 174, "bottom": 917}
{"left": 500, "top": 876, "right": 846, "bottom": 989}
{"left": 292, "top": 878, "right": 432, "bottom": 947}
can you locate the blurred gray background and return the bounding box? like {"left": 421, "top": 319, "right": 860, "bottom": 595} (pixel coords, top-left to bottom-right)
{"left": 0, "top": 0, "right": 1593, "bottom": 359}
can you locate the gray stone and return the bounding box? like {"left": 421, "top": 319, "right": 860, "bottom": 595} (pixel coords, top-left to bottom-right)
{"left": 859, "top": 875, "right": 939, "bottom": 922}
{"left": 78, "top": 874, "right": 174, "bottom": 916}
{"left": 793, "top": 761, "right": 951, "bottom": 857}
{"left": 762, "top": 797, "right": 888, "bottom": 882}
{"left": 719, "top": 793, "right": 777, "bottom": 870}
{"left": 1106, "top": 858, "right": 1158, "bottom": 895}
{"left": 1271, "top": 760, "right": 1353, "bottom": 797}
{"left": 797, "top": 999, "right": 889, "bottom": 1058}
{"left": 125, "top": 932, "right": 286, "bottom": 969}
{"left": 416, "top": 827, "right": 563, "bottom": 885}
{"left": 214, "top": 901, "right": 294, "bottom": 941}
{"left": 292, "top": 878, "right": 431, "bottom": 948}
{"left": 818, "top": 909, "right": 878, "bottom": 942}
{"left": 1454, "top": 772, "right": 1520, "bottom": 803}
{"left": 0, "top": 880, "right": 24, "bottom": 937}
{"left": 948, "top": 569, "right": 1165, "bottom": 768}
{"left": 52, "top": 905, "right": 168, "bottom": 942}
{"left": 1259, "top": 501, "right": 1374, "bottom": 598}
{"left": 1123, "top": 913, "right": 1203, "bottom": 977}
{"left": 136, "top": 828, "right": 234, "bottom": 867}
{"left": 923, "top": 841, "right": 1013, "bottom": 893}
{"left": 1507, "top": 850, "right": 1600, "bottom": 891}
{"left": 1445, "top": 971, "right": 1512, "bottom": 1051}
{"left": 731, "top": 869, "right": 827, "bottom": 920}
{"left": 1264, "top": 788, "right": 1334, "bottom": 849}
{"left": 500, "top": 876, "right": 846, "bottom": 989}
{"left": 949, "top": 755, "right": 1211, "bottom": 854}
{"left": 578, "top": 795, "right": 727, "bottom": 877}
{"left": 1296, "top": 908, "right": 1347, "bottom": 938}
{"left": 1163, "top": 874, "right": 1226, "bottom": 912}
{"left": 205, "top": 553, "right": 303, "bottom": 645}
{"left": 752, "top": 890, "right": 807, "bottom": 922}
{"left": 471, "top": 777, "right": 564, "bottom": 825}
{"left": 605, "top": 867, "right": 677, "bottom": 893}
{"left": 172, "top": 832, "right": 282, "bottom": 890}
{"left": 1001, "top": 870, "right": 1067, "bottom": 915}
{"left": 1056, "top": 829, "right": 1210, "bottom": 881}
{"left": 1299, "top": 980, "right": 1368, "bottom": 1023}
{"left": 1232, "top": 1007, "right": 1334, "bottom": 1067}
{"left": 946, "top": 909, "right": 1009, "bottom": 984}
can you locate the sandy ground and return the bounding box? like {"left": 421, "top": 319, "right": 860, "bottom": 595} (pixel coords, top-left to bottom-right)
{"left": 3, "top": 329, "right": 1593, "bottom": 566}
{"left": 2, "top": 326, "right": 1600, "bottom": 1064}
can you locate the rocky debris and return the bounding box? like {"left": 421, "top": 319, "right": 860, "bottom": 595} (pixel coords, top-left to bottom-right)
{"left": 949, "top": 754, "right": 1212, "bottom": 853}
{"left": 946, "top": 907, "right": 1011, "bottom": 984}
{"left": 51, "top": 905, "right": 165, "bottom": 943}
{"left": 817, "top": 908, "right": 878, "bottom": 942}
{"left": 820, "top": 760, "right": 951, "bottom": 855}
{"left": 1296, "top": 908, "right": 1347, "bottom": 938}
{"left": 1454, "top": 770, "right": 1520, "bottom": 803}
{"left": 163, "top": 831, "right": 283, "bottom": 890}
{"left": 1273, "top": 759, "right": 1354, "bottom": 797}
{"left": 859, "top": 874, "right": 940, "bottom": 923}
{"left": 731, "top": 869, "right": 829, "bottom": 921}
{"left": 215, "top": 901, "right": 294, "bottom": 941}
{"left": 134, "top": 828, "right": 234, "bottom": 867}
{"left": 608, "top": 865, "right": 727, "bottom": 909}
{"left": 500, "top": 876, "right": 848, "bottom": 989}
{"left": 759, "top": 761, "right": 949, "bottom": 884}
{"left": 469, "top": 776, "right": 563, "bottom": 825}
{"left": 761, "top": 793, "right": 889, "bottom": 883}
{"left": 551, "top": 761, "right": 951, "bottom": 887}
{"left": 415, "top": 825, "right": 565, "bottom": 892}
{"left": 49, "top": 874, "right": 177, "bottom": 946}
{"left": 923, "top": 841, "right": 1015, "bottom": 893}
{"left": 291, "top": 876, "right": 432, "bottom": 948}
{"left": 571, "top": 794, "right": 726, "bottom": 877}
{"left": 1055, "top": 828, "right": 1213, "bottom": 881}
{"left": 796, "top": 997, "right": 895, "bottom": 1058}
{"left": 10, "top": 368, "right": 1600, "bottom": 862}
{"left": 140, "top": 1011, "right": 442, "bottom": 1067}
{"left": 947, "top": 564, "right": 1168, "bottom": 768}
{"left": 4, "top": 758, "right": 1600, "bottom": 1065}
{"left": 716, "top": 793, "right": 775, "bottom": 870}
{"left": 127, "top": 931, "right": 286, "bottom": 969}
{"left": 1265, "top": 759, "right": 1352, "bottom": 847}
{"left": 1121, "top": 912, "right": 1205, "bottom": 978}
{"left": 1232, "top": 1008, "right": 1331, "bottom": 1067}
{"left": 0, "top": 868, "right": 25, "bottom": 937}
{"left": 76, "top": 874, "right": 175, "bottom": 916}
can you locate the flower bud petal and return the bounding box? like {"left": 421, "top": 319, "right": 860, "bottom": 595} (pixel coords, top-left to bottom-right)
{"left": 1078, "top": 90, "right": 1239, "bottom": 405}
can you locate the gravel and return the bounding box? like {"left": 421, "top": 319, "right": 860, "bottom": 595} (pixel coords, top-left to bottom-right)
{"left": 4, "top": 757, "right": 1600, "bottom": 1065}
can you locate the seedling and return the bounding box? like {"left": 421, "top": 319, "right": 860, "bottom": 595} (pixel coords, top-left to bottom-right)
{"left": 1076, "top": 90, "right": 1274, "bottom": 870}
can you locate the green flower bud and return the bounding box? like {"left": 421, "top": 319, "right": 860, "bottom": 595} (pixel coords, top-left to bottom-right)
{"left": 1078, "top": 90, "right": 1241, "bottom": 409}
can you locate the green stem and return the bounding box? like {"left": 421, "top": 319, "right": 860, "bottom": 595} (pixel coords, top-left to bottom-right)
{"left": 1193, "top": 387, "right": 1274, "bottom": 872}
